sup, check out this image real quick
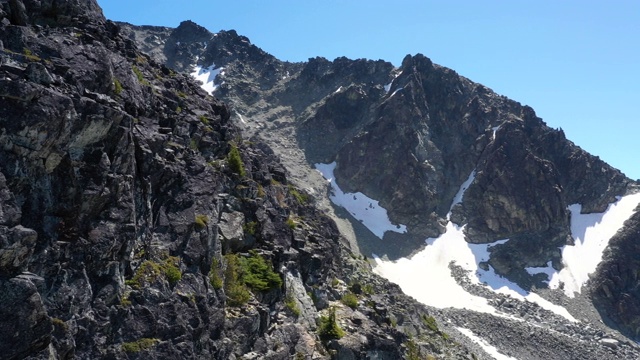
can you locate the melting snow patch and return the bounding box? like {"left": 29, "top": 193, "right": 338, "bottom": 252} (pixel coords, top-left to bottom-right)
{"left": 549, "top": 192, "right": 640, "bottom": 297}
{"left": 190, "top": 64, "right": 224, "bottom": 95}
{"left": 374, "top": 222, "right": 497, "bottom": 313}
{"left": 491, "top": 125, "right": 501, "bottom": 140}
{"left": 235, "top": 111, "right": 247, "bottom": 124}
{"left": 456, "top": 327, "right": 518, "bottom": 360}
{"left": 373, "top": 168, "right": 577, "bottom": 322}
{"left": 315, "top": 162, "right": 407, "bottom": 239}
{"left": 525, "top": 261, "right": 556, "bottom": 281}
{"left": 384, "top": 71, "right": 402, "bottom": 93}
{"left": 389, "top": 87, "right": 403, "bottom": 98}
{"left": 449, "top": 170, "right": 476, "bottom": 217}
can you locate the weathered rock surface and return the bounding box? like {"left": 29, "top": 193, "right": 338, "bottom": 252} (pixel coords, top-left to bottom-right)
{"left": 0, "top": 1, "right": 483, "bottom": 359}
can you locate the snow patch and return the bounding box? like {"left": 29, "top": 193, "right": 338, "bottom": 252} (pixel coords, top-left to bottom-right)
{"left": 373, "top": 168, "right": 577, "bottom": 322}
{"left": 548, "top": 192, "right": 640, "bottom": 297}
{"left": 491, "top": 125, "right": 501, "bottom": 140}
{"left": 525, "top": 261, "right": 556, "bottom": 280}
{"left": 334, "top": 86, "right": 343, "bottom": 94}
{"left": 235, "top": 111, "right": 247, "bottom": 124}
{"left": 374, "top": 222, "right": 498, "bottom": 313}
{"left": 384, "top": 71, "right": 402, "bottom": 93}
{"left": 448, "top": 170, "right": 476, "bottom": 217}
{"left": 456, "top": 327, "right": 518, "bottom": 360}
{"left": 190, "top": 64, "right": 224, "bottom": 95}
{"left": 389, "top": 87, "right": 403, "bottom": 98}
{"left": 315, "top": 162, "right": 407, "bottom": 239}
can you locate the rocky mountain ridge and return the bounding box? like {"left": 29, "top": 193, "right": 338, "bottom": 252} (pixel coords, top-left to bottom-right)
{"left": 118, "top": 19, "right": 636, "bottom": 275}
{"left": 117, "top": 17, "right": 640, "bottom": 359}
{"left": 1, "top": 1, "right": 639, "bottom": 359}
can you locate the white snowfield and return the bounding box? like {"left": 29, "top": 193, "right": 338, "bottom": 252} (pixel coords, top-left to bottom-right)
{"left": 314, "top": 162, "right": 407, "bottom": 239}
{"left": 546, "top": 192, "right": 640, "bottom": 297}
{"left": 456, "top": 327, "right": 518, "bottom": 360}
{"left": 190, "top": 64, "right": 224, "bottom": 95}
{"left": 370, "top": 169, "right": 578, "bottom": 322}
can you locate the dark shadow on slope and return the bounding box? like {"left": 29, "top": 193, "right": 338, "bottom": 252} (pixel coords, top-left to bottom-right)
{"left": 330, "top": 203, "right": 427, "bottom": 261}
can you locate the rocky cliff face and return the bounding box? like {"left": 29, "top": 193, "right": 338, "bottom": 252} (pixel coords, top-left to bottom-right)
{"left": 0, "top": 1, "right": 485, "bottom": 359}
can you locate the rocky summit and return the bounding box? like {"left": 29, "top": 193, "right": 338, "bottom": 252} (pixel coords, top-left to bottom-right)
{"left": 1, "top": 1, "right": 640, "bottom": 359}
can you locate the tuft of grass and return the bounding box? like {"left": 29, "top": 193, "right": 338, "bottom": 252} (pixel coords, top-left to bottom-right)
{"left": 224, "top": 254, "right": 251, "bottom": 306}
{"left": 163, "top": 256, "right": 182, "bottom": 285}
{"left": 223, "top": 251, "right": 282, "bottom": 306}
{"left": 406, "top": 338, "right": 422, "bottom": 360}
{"left": 257, "top": 184, "right": 266, "bottom": 198}
{"left": 189, "top": 138, "right": 198, "bottom": 150}
{"left": 362, "top": 283, "right": 375, "bottom": 295}
{"left": 113, "top": 78, "right": 123, "bottom": 95}
{"left": 286, "top": 216, "right": 297, "bottom": 229}
{"left": 285, "top": 293, "right": 301, "bottom": 316}
{"left": 227, "top": 144, "right": 246, "bottom": 177}
{"left": 125, "top": 256, "right": 181, "bottom": 289}
{"left": 209, "top": 258, "right": 223, "bottom": 289}
{"left": 51, "top": 317, "right": 68, "bottom": 331}
{"left": 241, "top": 250, "right": 283, "bottom": 292}
{"left": 132, "top": 65, "right": 149, "bottom": 85}
{"left": 23, "top": 48, "right": 41, "bottom": 62}
{"left": 288, "top": 185, "right": 309, "bottom": 204}
{"left": 177, "top": 90, "right": 188, "bottom": 98}
{"left": 135, "top": 55, "right": 147, "bottom": 64}
{"left": 121, "top": 338, "right": 159, "bottom": 353}
{"left": 199, "top": 115, "right": 209, "bottom": 125}
{"left": 341, "top": 292, "right": 358, "bottom": 309}
{"left": 243, "top": 221, "right": 258, "bottom": 236}
{"left": 194, "top": 214, "right": 208, "bottom": 229}
{"left": 422, "top": 314, "right": 439, "bottom": 332}
{"left": 318, "top": 307, "right": 344, "bottom": 341}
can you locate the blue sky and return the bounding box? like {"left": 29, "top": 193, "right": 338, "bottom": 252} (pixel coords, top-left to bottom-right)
{"left": 100, "top": 1, "right": 640, "bottom": 180}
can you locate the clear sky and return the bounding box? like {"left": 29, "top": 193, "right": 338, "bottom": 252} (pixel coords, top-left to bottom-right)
{"left": 100, "top": 1, "right": 640, "bottom": 180}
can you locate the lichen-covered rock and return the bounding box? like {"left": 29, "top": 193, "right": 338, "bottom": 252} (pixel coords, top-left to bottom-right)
{"left": 0, "top": 277, "right": 52, "bottom": 360}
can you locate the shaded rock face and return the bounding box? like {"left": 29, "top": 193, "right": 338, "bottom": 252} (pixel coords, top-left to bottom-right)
{"left": 591, "top": 209, "right": 640, "bottom": 340}
{"left": 2, "top": 0, "right": 104, "bottom": 26}
{"left": 0, "top": 3, "right": 482, "bottom": 360}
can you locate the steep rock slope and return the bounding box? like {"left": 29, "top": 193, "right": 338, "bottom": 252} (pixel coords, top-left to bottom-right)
{"left": 592, "top": 207, "right": 640, "bottom": 340}
{"left": 0, "top": 2, "right": 482, "bottom": 359}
